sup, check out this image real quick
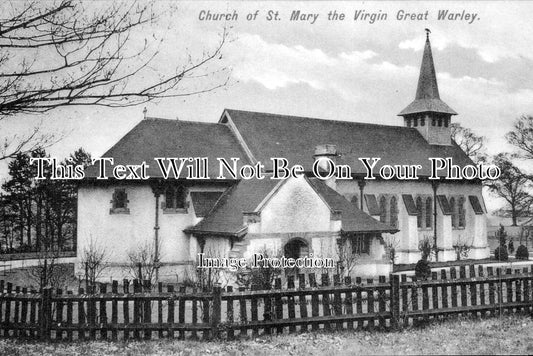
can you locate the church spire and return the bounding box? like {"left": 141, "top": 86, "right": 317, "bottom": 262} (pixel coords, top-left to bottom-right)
{"left": 415, "top": 29, "right": 440, "bottom": 100}
{"left": 398, "top": 30, "right": 457, "bottom": 146}
{"left": 398, "top": 30, "right": 456, "bottom": 117}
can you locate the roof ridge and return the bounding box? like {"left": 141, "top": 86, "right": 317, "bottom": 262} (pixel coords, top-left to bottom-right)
{"left": 144, "top": 116, "right": 227, "bottom": 126}
{"left": 144, "top": 116, "right": 175, "bottom": 121}
{"left": 225, "top": 108, "right": 411, "bottom": 131}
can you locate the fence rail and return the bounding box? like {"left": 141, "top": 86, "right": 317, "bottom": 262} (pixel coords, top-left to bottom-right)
{"left": 0, "top": 264, "right": 532, "bottom": 341}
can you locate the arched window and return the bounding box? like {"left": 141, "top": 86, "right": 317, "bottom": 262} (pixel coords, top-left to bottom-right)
{"left": 416, "top": 196, "right": 423, "bottom": 228}
{"left": 425, "top": 197, "right": 432, "bottom": 228}
{"left": 379, "top": 196, "right": 387, "bottom": 223}
{"left": 390, "top": 196, "right": 398, "bottom": 228}
{"left": 351, "top": 195, "right": 359, "bottom": 209}
{"left": 450, "top": 197, "right": 457, "bottom": 228}
{"left": 458, "top": 197, "right": 466, "bottom": 228}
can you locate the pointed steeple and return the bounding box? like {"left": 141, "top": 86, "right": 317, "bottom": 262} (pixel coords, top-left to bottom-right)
{"left": 415, "top": 30, "right": 440, "bottom": 100}
{"left": 398, "top": 30, "right": 457, "bottom": 116}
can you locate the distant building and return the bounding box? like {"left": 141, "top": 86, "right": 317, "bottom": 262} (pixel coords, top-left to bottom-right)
{"left": 77, "top": 34, "right": 489, "bottom": 281}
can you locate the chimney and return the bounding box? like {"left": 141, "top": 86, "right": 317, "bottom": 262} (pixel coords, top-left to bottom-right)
{"left": 313, "top": 144, "right": 338, "bottom": 190}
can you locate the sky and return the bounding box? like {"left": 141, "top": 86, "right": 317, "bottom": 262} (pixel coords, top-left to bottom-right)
{"left": 1, "top": 0, "right": 533, "bottom": 212}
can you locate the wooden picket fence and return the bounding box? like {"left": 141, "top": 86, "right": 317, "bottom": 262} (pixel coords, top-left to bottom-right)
{"left": 0, "top": 264, "right": 532, "bottom": 341}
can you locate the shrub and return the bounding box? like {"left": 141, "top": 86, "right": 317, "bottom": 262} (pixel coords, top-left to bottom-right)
{"left": 497, "top": 225, "right": 507, "bottom": 247}
{"left": 415, "top": 259, "right": 431, "bottom": 280}
{"left": 235, "top": 247, "right": 283, "bottom": 290}
{"left": 418, "top": 236, "right": 434, "bottom": 261}
{"left": 494, "top": 246, "right": 509, "bottom": 261}
{"left": 516, "top": 245, "right": 529, "bottom": 260}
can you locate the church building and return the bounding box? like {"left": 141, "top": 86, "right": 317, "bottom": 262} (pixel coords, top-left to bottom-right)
{"left": 76, "top": 34, "right": 489, "bottom": 281}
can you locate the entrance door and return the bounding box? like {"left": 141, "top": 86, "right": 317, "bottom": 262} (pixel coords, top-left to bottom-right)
{"left": 284, "top": 238, "right": 309, "bottom": 259}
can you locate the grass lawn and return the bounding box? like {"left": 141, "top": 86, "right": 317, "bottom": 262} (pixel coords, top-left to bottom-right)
{"left": 0, "top": 263, "right": 78, "bottom": 292}
{"left": 1, "top": 314, "right": 532, "bottom": 355}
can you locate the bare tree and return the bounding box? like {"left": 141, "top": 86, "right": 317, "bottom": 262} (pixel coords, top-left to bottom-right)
{"left": 486, "top": 153, "right": 532, "bottom": 226}
{"left": 450, "top": 123, "right": 486, "bottom": 163}
{"left": 181, "top": 247, "right": 230, "bottom": 292}
{"left": 383, "top": 234, "right": 400, "bottom": 270}
{"left": 506, "top": 115, "right": 533, "bottom": 160}
{"left": 126, "top": 239, "right": 161, "bottom": 286}
{"left": 0, "top": 0, "right": 230, "bottom": 159}
{"left": 235, "top": 247, "right": 283, "bottom": 290}
{"left": 79, "top": 236, "right": 108, "bottom": 290}
{"left": 335, "top": 237, "right": 359, "bottom": 278}
{"left": 1, "top": 120, "right": 59, "bottom": 161}
{"left": 26, "top": 247, "right": 75, "bottom": 291}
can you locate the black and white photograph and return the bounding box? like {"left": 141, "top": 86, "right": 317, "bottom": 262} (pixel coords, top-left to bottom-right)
{"left": 0, "top": 1, "right": 533, "bottom": 355}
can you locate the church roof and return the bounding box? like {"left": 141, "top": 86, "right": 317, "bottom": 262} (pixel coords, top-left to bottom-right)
{"left": 398, "top": 34, "right": 457, "bottom": 116}
{"left": 84, "top": 117, "right": 250, "bottom": 178}
{"left": 84, "top": 108, "right": 474, "bottom": 180}
{"left": 186, "top": 177, "right": 397, "bottom": 237}
{"left": 223, "top": 109, "right": 473, "bottom": 177}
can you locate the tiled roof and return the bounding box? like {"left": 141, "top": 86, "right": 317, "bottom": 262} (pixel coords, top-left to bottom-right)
{"left": 187, "top": 177, "right": 397, "bottom": 237}
{"left": 398, "top": 98, "right": 457, "bottom": 116}
{"left": 185, "top": 178, "right": 281, "bottom": 236}
{"left": 190, "top": 192, "right": 223, "bottom": 217}
{"left": 223, "top": 109, "right": 472, "bottom": 177}
{"left": 85, "top": 118, "right": 250, "bottom": 178}
{"left": 398, "top": 37, "right": 457, "bottom": 116}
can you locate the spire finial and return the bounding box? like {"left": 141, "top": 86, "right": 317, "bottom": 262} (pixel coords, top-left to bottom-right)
{"left": 425, "top": 28, "right": 431, "bottom": 41}
{"left": 143, "top": 107, "right": 147, "bottom": 119}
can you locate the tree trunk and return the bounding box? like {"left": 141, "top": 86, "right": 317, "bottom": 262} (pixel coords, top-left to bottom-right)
{"left": 26, "top": 197, "right": 32, "bottom": 246}
{"left": 36, "top": 193, "right": 42, "bottom": 250}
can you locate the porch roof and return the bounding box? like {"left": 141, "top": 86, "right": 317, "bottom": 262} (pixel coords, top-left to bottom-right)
{"left": 184, "top": 178, "right": 280, "bottom": 237}
{"left": 185, "top": 177, "right": 398, "bottom": 237}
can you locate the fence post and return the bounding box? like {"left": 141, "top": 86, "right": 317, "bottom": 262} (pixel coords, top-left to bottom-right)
{"left": 39, "top": 287, "right": 53, "bottom": 341}
{"left": 390, "top": 274, "right": 400, "bottom": 329}
{"left": 211, "top": 285, "right": 222, "bottom": 339}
